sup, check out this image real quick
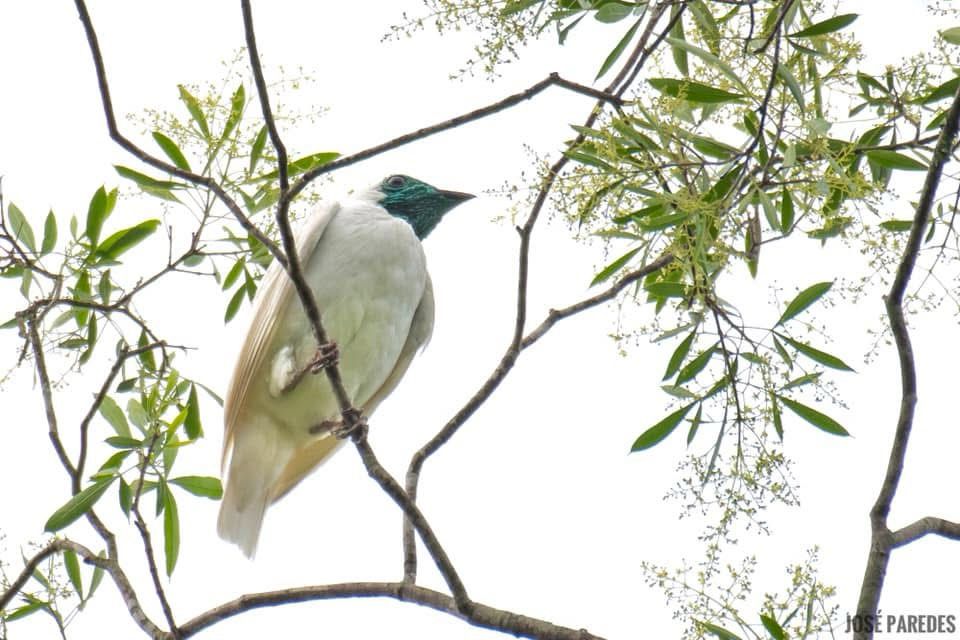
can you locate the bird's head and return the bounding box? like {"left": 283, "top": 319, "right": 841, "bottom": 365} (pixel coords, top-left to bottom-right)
{"left": 376, "top": 174, "right": 474, "bottom": 239}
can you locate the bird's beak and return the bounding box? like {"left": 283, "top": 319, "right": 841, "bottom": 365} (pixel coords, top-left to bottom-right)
{"left": 439, "top": 189, "right": 475, "bottom": 205}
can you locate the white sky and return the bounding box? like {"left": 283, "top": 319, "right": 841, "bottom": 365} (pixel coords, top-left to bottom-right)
{"left": 1, "top": 1, "right": 958, "bottom": 639}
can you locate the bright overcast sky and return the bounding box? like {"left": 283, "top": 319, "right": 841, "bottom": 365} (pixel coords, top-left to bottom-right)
{"left": 1, "top": 1, "right": 958, "bottom": 638}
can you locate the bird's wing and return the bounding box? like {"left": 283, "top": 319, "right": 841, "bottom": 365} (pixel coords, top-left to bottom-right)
{"left": 361, "top": 273, "right": 435, "bottom": 416}
{"left": 221, "top": 201, "right": 340, "bottom": 468}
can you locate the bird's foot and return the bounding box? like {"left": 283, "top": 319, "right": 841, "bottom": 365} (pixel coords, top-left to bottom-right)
{"left": 309, "top": 341, "right": 340, "bottom": 373}
{"left": 333, "top": 408, "right": 368, "bottom": 441}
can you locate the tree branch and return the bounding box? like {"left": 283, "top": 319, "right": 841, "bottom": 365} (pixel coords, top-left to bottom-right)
{"left": 854, "top": 79, "right": 960, "bottom": 639}
{"left": 402, "top": 2, "right": 677, "bottom": 582}
{"left": 891, "top": 517, "right": 960, "bottom": 548}
{"left": 177, "top": 581, "right": 604, "bottom": 640}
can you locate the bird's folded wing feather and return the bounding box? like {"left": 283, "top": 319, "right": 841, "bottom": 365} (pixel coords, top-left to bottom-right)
{"left": 361, "top": 274, "right": 435, "bottom": 416}
{"left": 222, "top": 201, "right": 341, "bottom": 467}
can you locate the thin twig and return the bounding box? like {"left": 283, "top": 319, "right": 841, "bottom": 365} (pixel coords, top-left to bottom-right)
{"left": 853, "top": 79, "right": 960, "bottom": 639}
{"left": 177, "top": 581, "right": 604, "bottom": 640}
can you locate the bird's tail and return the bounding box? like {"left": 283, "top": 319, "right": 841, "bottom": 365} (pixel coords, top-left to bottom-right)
{"left": 217, "top": 418, "right": 292, "bottom": 558}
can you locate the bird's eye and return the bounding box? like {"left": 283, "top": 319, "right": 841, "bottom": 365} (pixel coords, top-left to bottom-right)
{"left": 386, "top": 175, "right": 406, "bottom": 189}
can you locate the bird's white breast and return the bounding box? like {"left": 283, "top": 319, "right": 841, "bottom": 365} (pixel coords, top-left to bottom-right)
{"left": 254, "top": 201, "right": 428, "bottom": 439}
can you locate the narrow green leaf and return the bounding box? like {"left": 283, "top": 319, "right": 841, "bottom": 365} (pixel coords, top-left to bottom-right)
{"left": 127, "top": 398, "right": 148, "bottom": 431}
{"left": 253, "top": 152, "right": 341, "bottom": 182}
{"left": 686, "top": 403, "right": 703, "bottom": 445}
{"left": 865, "top": 150, "right": 927, "bottom": 171}
{"left": 663, "top": 331, "right": 696, "bottom": 380}
{"left": 500, "top": 0, "right": 541, "bottom": 17}
{"left": 94, "top": 220, "right": 161, "bottom": 260}
{"left": 6, "top": 601, "right": 45, "bottom": 621}
{"left": 221, "top": 84, "right": 245, "bottom": 141}
{"left": 780, "top": 189, "right": 795, "bottom": 231}
{"left": 880, "top": 219, "right": 913, "bottom": 232}
{"left": 248, "top": 125, "right": 268, "bottom": 175}
{"left": 669, "top": 12, "right": 688, "bottom": 76}
{"left": 591, "top": 246, "right": 640, "bottom": 286}
{"left": 105, "top": 436, "right": 142, "bottom": 449}
{"left": 696, "top": 619, "right": 744, "bottom": 640}
{"left": 41, "top": 211, "right": 57, "bottom": 255}
{"left": 760, "top": 614, "right": 786, "bottom": 640}
{"left": 152, "top": 132, "right": 191, "bottom": 171}
{"left": 771, "top": 393, "right": 783, "bottom": 439}
{"left": 664, "top": 37, "right": 747, "bottom": 90}
{"left": 772, "top": 335, "right": 793, "bottom": 369}
{"left": 85, "top": 187, "right": 109, "bottom": 248}
{"left": 631, "top": 402, "right": 696, "bottom": 452}
{"left": 776, "top": 63, "right": 806, "bottom": 111}
{"left": 45, "top": 478, "right": 116, "bottom": 531}
{"left": 789, "top": 13, "right": 858, "bottom": 38}
{"left": 596, "top": 18, "right": 643, "bottom": 80}
{"left": 781, "top": 372, "right": 822, "bottom": 391}
{"left": 163, "top": 486, "right": 180, "bottom": 576}
{"left": 169, "top": 475, "right": 223, "bottom": 499}
{"left": 137, "top": 330, "right": 156, "bottom": 372}
{"left": 224, "top": 285, "right": 247, "bottom": 323}
{"left": 7, "top": 203, "right": 37, "bottom": 253}
{"left": 777, "top": 394, "right": 849, "bottom": 436}
{"left": 98, "top": 270, "right": 112, "bottom": 304}
{"left": 222, "top": 258, "right": 245, "bottom": 291}
{"left": 184, "top": 384, "right": 202, "bottom": 440}
{"left": 676, "top": 344, "right": 717, "bottom": 385}
{"left": 87, "top": 553, "right": 106, "bottom": 600}
{"left": 917, "top": 76, "right": 960, "bottom": 105}
{"left": 776, "top": 333, "right": 855, "bottom": 371}
{"left": 114, "top": 165, "right": 183, "bottom": 192}
{"left": 178, "top": 85, "right": 210, "bottom": 138}
{"left": 648, "top": 78, "right": 745, "bottom": 103}
{"left": 118, "top": 478, "right": 132, "bottom": 518}
{"left": 63, "top": 549, "right": 83, "bottom": 599}
{"left": 777, "top": 281, "right": 833, "bottom": 326}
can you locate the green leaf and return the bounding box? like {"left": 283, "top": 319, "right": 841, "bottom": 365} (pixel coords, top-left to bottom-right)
{"left": 152, "top": 132, "right": 191, "bottom": 171}
{"left": 138, "top": 330, "right": 156, "bottom": 372}
{"left": 941, "top": 26, "right": 960, "bottom": 45}
{"left": 663, "top": 331, "right": 696, "bottom": 380}
{"left": 221, "top": 258, "right": 245, "bottom": 290}
{"left": 777, "top": 281, "right": 832, "bottom": 325}
{"left": 880, "top": 219, "right": 914, "bottom": 232}
{"left": 41, "top": 211, "right": 57, "bottom": 255}
{"left": 184, "top": 384, "right": 202, "bottom": 440}
{"left": 789, "top": 13, "right": 858, "bottom": 38}
{"left": 648, "top": 78, "right": 745, "bottom": 103}
{"left": 118, "top": 478, "right": 133, "bottom": 518}
{"left": 44, "top": 477, "right": 116, "bottom": 531}
{"left": 224, "top": 284, "right": 247, "bottom": 323}
{"left": 776, "top": 63, "right": 806, "bottom": 111}
{"left": 696, "top": 619, "right": 744, "bottom": 640}
{"left": 771, "top": 393, "right": 783, "bottom": 440}
{"left": 97, "top": 396, "right": 130, "bottom": 438}
{"left": 776, "top": 333, "right": 855, "bottom": 371}
{"left": 169, "top": 475, "right": 223, "bottom": 499}
{"left": 248, "top": 125, "right": 269, "bottom": 175}
{"left": 761, "top": 614, "right": 786, "bottom": 640}
{"left": 780, "top": 189, "right": 795, "bottom": 231}
{"left": 87, "top": 553, "right": 106, "bottom": 600}
{"left": 85, "top": 187, "right": 110, "bottom": 248}
{"left": 865, "top": 150, "right": 927, "bottom": 171}
{"left": 163, "top": 485, "right": 180, "bottom": 576}
{"left": 63, "top": 548, "right": 83, "bottom": 599}
{"left": 631, "top": 402, "right": 696, "bottom": 452}
{"left": 669, "top": 13, "right": 688, "bottom": 76}
{"left": 114, "top": 165, "right": 184, "bottom": 192}
{"left": 253, "top": 152, "right": 341, "bottom": 182}
{"left": 6, "top": 601, "right": 45, "bottom": 621}
{"left": 917, "top": 76, "right": 960, "bottom": 105}
{"left": 777, "top": 394, "right": 849, "bottom": 436}
{"left": 500, "top": 0, "right": 541, "bottom": 17}
{"left": 591, "top": 246, "right": 640, "bottom": 286}
{"left": 178, "top": 84, "right": 210, "bottom": 139}
{"left": 94, "top": 220, "right": 161, "bottom": 260}
{"left": 596, "top": 18, "right": 643, "bottom": 80}
{"left": 664, "top": 37, "right": 746, "bottom": 91}
{"left": 676, "top": 344, "right": 717, "bottom": 385}
{"left": 105, "top": 436, "right": 142, "bottom": 449}
{"left": 127, "top": 398, "right": 148, "bottom": 431}
{"left": 7, "top": 203, "right": 36, "bottom": 253}
{"left": 594, "top": 1, "right": 632, "bottom": 23}
{"left": 221, "top": 83, "right": 245, "bottom": 141}
{"left": 781, "top": 372, "right": 822, "bottom": 391}
{"left": 686, "top": 403, "right": 703, "bottom": 445}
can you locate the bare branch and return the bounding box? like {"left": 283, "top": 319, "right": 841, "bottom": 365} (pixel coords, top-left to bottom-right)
{"left": 178, "top": 581, "right": 605, "bottom": 640}
{"left": 891, "top": 517, "right": 960, "bottom": 548}
{"left": 854, "top": 80, "right": 960, "bottom": 638}
{"left": 71, "top": 0, "right": 284, "bottom": 268}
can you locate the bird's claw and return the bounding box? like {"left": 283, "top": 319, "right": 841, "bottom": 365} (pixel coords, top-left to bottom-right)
{"left": 309, "top": 341, "right": 340, "bottom": 373}
{"left": 333, "top": 408, "right": 368, "bottom": 441}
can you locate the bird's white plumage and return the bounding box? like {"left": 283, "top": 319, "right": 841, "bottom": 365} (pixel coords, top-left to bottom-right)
{"left": 218, "top": 189, "right": 434, "bottom": 557}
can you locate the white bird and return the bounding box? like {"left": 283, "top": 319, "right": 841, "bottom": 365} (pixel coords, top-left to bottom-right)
{"left": 217, "top": 175, "right": 473, "bottom": 557}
